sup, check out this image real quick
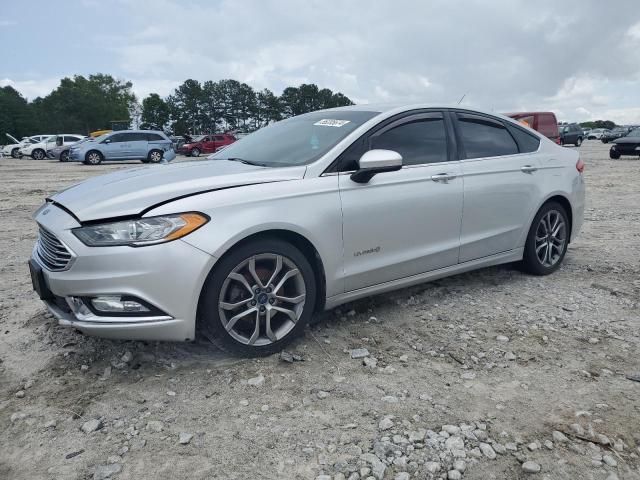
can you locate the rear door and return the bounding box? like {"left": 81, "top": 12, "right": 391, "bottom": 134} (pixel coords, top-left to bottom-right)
{"left": 339, "top": 111, "right": 464, "bottom": 291}
{"left": 454, "top": 112, "right": 543, "bottom": 262}
{"left": 127, "top": 133, "right": 149, "bottom": 158}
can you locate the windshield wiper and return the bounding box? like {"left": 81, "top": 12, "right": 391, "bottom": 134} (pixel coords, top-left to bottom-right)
{"left": 225, "top": 157, "right": 268, "bottom": 167}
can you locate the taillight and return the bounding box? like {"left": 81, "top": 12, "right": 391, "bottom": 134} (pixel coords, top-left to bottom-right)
{"left": 576, "top": 158, "right": 585, "bottom": 173}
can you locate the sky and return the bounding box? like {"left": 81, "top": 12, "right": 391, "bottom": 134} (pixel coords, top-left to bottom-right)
{"left": 1, "top": 0, "right": 640, "bottom": 124}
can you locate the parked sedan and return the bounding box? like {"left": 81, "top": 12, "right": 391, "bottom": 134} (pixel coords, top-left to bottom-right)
{"left": 29, "top": 105, "right": 585, "bottom": 356}
{"left": 601, "top": 127, "right": 631, "bottom": 143}
{"left": 609, "top": 128, "right": 640, "bottom": 159}
{"left": 587, "top": 128, "right": 610, "bottom": 140}
{"left": 68, "top": 130, "right": 174, "bottom": 165}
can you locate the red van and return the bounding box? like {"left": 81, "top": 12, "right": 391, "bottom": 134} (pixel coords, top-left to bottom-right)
{"left": 505, "top": 112, "right": 560, "bottom": 144}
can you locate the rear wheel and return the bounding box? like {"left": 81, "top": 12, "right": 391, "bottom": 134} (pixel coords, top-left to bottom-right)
{"left": 84, "top": 150, "right": 103, "bottom": 165}
{"left": 199, "top": 238, "right": 316, "bottom": 356}
{"left": 148, "top": 149, "right": 163, "bottom": 163}
{"left": 521, "top": 202, "right": 569, "bottom": 275}
{"left": 191, "top": 147, "right": 201, "bottom": 157}
{"left": 31, "top": 149, "right": 45, "bottom": 160}
{"left": 609, "top": 149, "right": 621, "bottom": 159}
{"left": 575, "top": 137, "right": 582, "bottom": 147}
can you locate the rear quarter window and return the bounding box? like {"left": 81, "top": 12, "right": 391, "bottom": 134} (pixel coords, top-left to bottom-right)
{"left": 506, "top": 124, "right": 541, "bottom": 153}
{"left": 456, "top": 114, "right": 519, "bottom": 159}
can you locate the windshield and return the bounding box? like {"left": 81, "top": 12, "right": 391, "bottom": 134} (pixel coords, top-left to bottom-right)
{"left": 628, "top": 128, "right": 640, "bottom": 137}
{"left": 210, "top": 110, "right": 379, "bottom": 167}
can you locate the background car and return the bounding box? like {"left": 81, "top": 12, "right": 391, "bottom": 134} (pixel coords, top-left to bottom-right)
{"left": 601, "top": 127, "right": 631, "bottom": 143}
{"left": 177, "top": 133, "right": 236, "bottom": 157}
{"left": 609, "top": 128, "right": 640, "bottom": 159}
{"left": 68, "top": 130, "right": 173, "bottom": 165}
{"left": 2, "top": 134, "right": 53, "bottom": 158}
{"left": 587, "top": 128, "right": 610, "bottom": 140}
{"left": 559, "top": 123, "right": 584, "bottom": 146}
{"left": 20, "top": 134, "right": 84, "bottom": 160}
{"left": 505, "top": 111, "right": 560, "bottom": 144}
{"left": 46, "top": 135, "right": 87, "bottom": 162}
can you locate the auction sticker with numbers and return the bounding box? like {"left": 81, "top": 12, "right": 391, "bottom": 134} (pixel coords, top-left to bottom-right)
{"left": 314, "top": 119, "right": 351, "bottom": 127}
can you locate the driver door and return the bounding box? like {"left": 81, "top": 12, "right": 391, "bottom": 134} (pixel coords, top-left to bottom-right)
{"left": 338, "top": 112, "right": 463, "bottom": 291}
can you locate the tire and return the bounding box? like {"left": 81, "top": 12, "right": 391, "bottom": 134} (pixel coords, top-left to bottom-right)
{"left": 609, "top": 150, "right": 621, "bottom": 159}
{"left": 11, "top": 148, "right": 19, "bottom": 158}
{"left": 84, "top": 150, "right": 103, "bottom": 165}
{"left": 575, "top": 137, "right": 582, "bottom": 147}
{"left": 602, "top": 139, "right": 608, "bottom": 144}
{"left": 191, "top": 147, "right": 201, "bottom": 157}
{"left": 521, "top": 202, "right": 569, "bottom": 276}
{"left": 199, "top": 238, "right": 317, "bottom": 357}
{"left": 59, "top": 150, "right": 69, "bottom": 162}
{"left": 148, "top": 149, "right": 163, "bottom": 163}
{"left": 31, "top": 149, "right": 45, "bottom": 160}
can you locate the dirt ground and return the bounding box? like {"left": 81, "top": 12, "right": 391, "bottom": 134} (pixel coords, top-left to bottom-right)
{"left": 0, "top": 142, "right": 638, "bottom": 480}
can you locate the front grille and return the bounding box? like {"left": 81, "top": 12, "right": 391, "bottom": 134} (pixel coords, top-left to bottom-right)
{"left": 36, "top": 227, "right": 73, "bottom": 271}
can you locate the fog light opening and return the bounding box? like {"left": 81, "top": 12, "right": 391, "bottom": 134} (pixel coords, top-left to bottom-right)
{"left": 91, "top": 296, "right": 151, "bottom": 313}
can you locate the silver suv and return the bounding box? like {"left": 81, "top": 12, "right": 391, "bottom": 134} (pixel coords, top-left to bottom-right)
{"left": 30, "top": 105, "right": 585, "bottom": 356}
{"left": 68, "top": 130, "right": 174, "bottom": 165}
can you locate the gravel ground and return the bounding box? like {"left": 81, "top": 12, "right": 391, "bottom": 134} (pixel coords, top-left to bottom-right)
{"left": 0, "top": 143, "right": 639, "bottom": 480}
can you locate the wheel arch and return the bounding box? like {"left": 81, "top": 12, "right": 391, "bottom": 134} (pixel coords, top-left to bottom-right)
{"left": 533, "top": 194, "right": 574, "bottom": 242}
{"left": 198, "top": 228, "right": 327, "bottom": 318}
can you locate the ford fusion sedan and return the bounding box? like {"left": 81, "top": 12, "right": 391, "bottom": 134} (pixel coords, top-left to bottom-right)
{"left": 30, "top": 105, "right": 585, "bottom": 356}
{"left": 68, "top": 130, "right": 174, "bottom": 164}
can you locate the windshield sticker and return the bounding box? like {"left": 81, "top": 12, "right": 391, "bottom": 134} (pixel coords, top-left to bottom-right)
{"left": 314, "top": 119, "right": 351, "bottom": 127}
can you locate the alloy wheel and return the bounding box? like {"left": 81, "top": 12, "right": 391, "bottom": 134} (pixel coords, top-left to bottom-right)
{"left": 192, "top": 148, "right": 201, "bottom": 157}
{"left": 60, "top": 151, "right": 69, "bottom": 162}
{"left": 149, "top": 150, "right": 162, "bottom": 163}
{"left": 218, "top": 253, "right": 306, "bottom": 346}
{"left": 33, "top": 149, "right": 45, "bottom": 160}
{"left": 87, "top": 152, "right": 101, "bottom": 165}
{"left": 534, "top": 210, "right": 566, "bottom": 267}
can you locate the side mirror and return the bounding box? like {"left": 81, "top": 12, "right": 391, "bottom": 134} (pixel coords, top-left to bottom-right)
{"left": 350, "top": 149, "right": 403, "bottom": 183}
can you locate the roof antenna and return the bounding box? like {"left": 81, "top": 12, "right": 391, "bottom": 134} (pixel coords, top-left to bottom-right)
{"left": 457, "top": 93, "right": 466, "bottom": 105}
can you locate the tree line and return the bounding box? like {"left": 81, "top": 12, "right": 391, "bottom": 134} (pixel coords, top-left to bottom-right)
{"left": 0, "top": 74, "right": 354, "bottom": 142}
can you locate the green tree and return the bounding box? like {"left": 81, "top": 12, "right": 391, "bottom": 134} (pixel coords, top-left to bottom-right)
{"left": 254, "top": 88, "right": 283, "bottom": 129}
{"left": 140, "top": 93, "right": 170, "bottom": 131}
{"left": 0, "top": 86, "right": 36, "bottom": 144}
{"left": 280, "top": 83, "right": 353, "bottom": 117}
{"left": 167, "top": 79, "right": 205, "bottom": 135}
{"left": 32, "top": 74, "right": 136, "bottom": 134}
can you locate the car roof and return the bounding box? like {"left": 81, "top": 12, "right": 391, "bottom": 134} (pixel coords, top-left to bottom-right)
{"left": 110, "top": 130, "right": 166, "bottom": 134}
{"left": 323, "top": 103, "right": 518, "bottom": 120}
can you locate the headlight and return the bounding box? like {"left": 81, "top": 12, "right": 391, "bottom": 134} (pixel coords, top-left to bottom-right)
{"left": 72, "top": 212, "right": 209, "bottom": 247}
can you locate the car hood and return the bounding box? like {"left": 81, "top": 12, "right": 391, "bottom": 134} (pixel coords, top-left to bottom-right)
{"left": 613, "top": 136, "right": 640, "bottom": 144}
{"left": 49, "top": 160, "right": 307, "bottom": 222}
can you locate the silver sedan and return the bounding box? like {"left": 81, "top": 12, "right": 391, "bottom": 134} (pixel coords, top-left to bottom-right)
{"left": 30, "top": 104, "right": 585, "bottom": 356}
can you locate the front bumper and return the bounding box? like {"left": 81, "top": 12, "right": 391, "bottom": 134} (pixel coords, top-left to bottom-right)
{"left": 32, "top": 204, "right": 217, "bottom": 341}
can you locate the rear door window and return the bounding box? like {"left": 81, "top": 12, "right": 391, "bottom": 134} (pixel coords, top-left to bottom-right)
{"left": 456, "top": 114, "right": 519, "bottom": 159}
{"left": 146, "top": 133, "right": 164, "bottom": 141}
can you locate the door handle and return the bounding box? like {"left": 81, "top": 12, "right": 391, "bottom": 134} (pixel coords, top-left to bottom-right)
{"left": 521, "top": 165, "right": 537, "bottom": 173}
{"left": 431, "top": 173, "right": 457, "bottom": 182}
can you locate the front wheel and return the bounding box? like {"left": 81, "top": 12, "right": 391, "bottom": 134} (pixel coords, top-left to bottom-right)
{"left": 521, "top": 202, "right": 569, "bottom": 276}
{"left": 199, "top": 238, "right": 317, "bottom": 356}
{"left": 191, "top": 147, "right": 201, "bottom": 157}
{"left": 59, "top": 150, "right": 69, "bottom": 162}
{"left": 84, "top": 150, "right": 103, "bottom": 165}
{"left": 609, "top": 149, "right": 621, "bottom": 159}
{"left": 32, "top": 149, "right": 45, "bottom": 160}
{"left": 11, "top": 148, "right": 20, "bottom": 158}
{"left": 602, "top": 139, "right": 609, "bottom": 144}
